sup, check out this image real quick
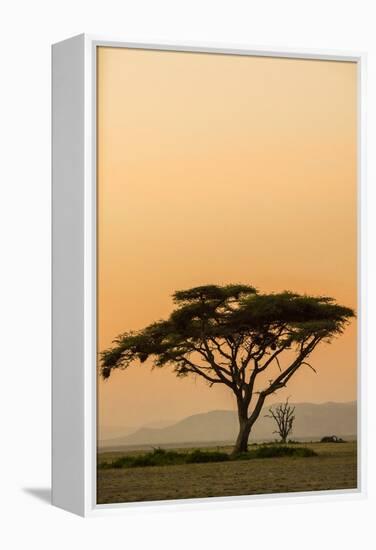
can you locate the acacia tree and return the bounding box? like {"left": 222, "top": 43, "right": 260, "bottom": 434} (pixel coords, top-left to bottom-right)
{"left": 266, "top": 399, "right": 296, "bottom": 443}
{"left": 100, "top": 284, "right": 354, "bottom": 455}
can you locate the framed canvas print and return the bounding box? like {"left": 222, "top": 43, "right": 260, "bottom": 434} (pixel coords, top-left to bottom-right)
{"left": 52, "top": 35, "right": 366, "bottom": 517}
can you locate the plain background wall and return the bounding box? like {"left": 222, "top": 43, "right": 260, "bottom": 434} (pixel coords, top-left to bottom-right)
{"left": 0, "top": 0, "right": 375, "bottom": 548}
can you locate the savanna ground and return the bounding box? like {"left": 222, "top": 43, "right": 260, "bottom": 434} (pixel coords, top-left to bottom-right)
{"left": 97, "top": 440, "right": 357, "bottom": 504}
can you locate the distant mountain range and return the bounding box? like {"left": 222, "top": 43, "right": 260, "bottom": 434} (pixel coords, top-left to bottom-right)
{"left": 99, "top": 419, "right": 173, "bottom": 441}
{"left": 99, "top": 401, "right": 357, "bottom": 449}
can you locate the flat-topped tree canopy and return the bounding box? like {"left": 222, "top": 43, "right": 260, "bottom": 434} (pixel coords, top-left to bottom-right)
{"left": 100, "top": 284, "right": 355, "bottom": 454}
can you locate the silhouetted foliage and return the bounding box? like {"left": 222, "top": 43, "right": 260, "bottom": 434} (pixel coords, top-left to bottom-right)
{"left": 98, "top": 445, "right": 317, "bottom": 469}
{"left": 321, "top": 435, "right": 345, "bottom": 443}
{"left": 237, "top": 445, "right": 317, "bottom": 460}
{"left": 100, "top": 284, "right": 355, "bottom": 454}
{"left": 186, "top": 450, "right": 229, "bottom": 463}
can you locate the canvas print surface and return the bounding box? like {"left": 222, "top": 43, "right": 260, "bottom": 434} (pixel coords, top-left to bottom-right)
{"left": 96, "top": 47, "right": 357, "bottom": 504}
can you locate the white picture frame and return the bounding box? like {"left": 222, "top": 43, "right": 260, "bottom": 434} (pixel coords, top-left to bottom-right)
{"left": 52, "top": 34, "right": 366, "bottom": 517}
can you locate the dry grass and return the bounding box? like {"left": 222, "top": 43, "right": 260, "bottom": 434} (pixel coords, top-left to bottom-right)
{"left": 97, "top": 441, "right": 357, "bottom": 504}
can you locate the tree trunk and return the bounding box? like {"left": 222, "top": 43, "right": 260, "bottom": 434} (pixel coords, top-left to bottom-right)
{"left": 232, "top": 419, "right": 252, "bottom": 455}
{"left": 232, "top": 393, "right": 267, "bottom": 455}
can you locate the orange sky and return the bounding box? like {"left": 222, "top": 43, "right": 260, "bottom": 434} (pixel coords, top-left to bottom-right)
{"left": 97, "top": 47, "right": 357, "bottom": 437}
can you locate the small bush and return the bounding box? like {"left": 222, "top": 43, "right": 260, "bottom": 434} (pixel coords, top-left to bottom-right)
{"left": 187, "top": 450, "right": 229, "bottom": 463}
{"left": 99, "top": 447, "right": 230, "bottom": 469}
{"left": 234, "top": 452, "right": 254, "bottom": 461}
{"left": 98, "top": 444, "right": 317, "bottom": 470}
{"left": 234, "top": 445, "right": 317, "bottom": 460}
{"left": 321, "top": 436, "right": 345, "bottom": 443}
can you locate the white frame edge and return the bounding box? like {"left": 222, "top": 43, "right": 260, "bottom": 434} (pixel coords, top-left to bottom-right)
{"left": 51, "top": 33, "right": 367, "bottom": 517}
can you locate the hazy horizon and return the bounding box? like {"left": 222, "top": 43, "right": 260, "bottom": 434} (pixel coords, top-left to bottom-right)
{"left": 97, "top": 48, "right": 357, "bottom": 441}
{"left": 99, "top": 401, "right": 357, "bottom": 449}
{"left": 101, "top": 398, "right": 356, "bottom": 428}
{"left": 100, "top": 399, "right": 357, "bottom": 441}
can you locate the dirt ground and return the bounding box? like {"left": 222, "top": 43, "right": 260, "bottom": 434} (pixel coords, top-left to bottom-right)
{"left": 97, "top": 441, "right": 357, "bottom": 504}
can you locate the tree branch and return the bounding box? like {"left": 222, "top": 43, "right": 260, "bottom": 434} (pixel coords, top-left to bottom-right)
{"left": 195, "top": 340, "right": 235, "bottom": 388}
{"left": 208, "top": 337, "right": 232, "bottom": 361}
{"left": 262, "top": 336, "right": 321, "bottom": 397}
{"left": 176, "top": 356, "right": 222, "bottom": 386}
{"left": 258, "top": 341, "right": 290, "bottom": 372}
